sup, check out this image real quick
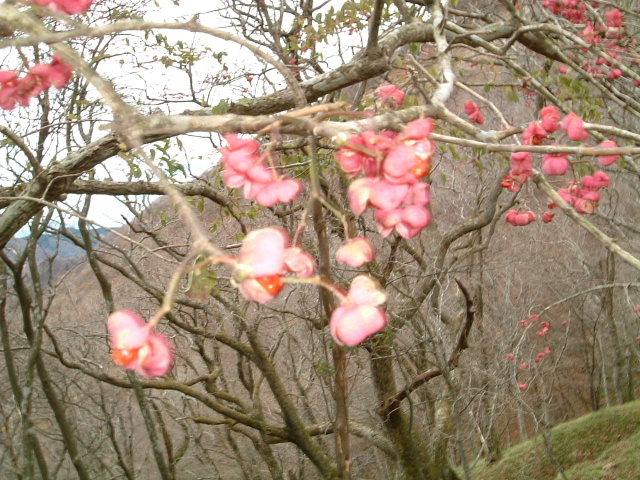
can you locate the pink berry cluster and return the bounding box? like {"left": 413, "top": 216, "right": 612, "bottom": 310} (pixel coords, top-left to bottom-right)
{"left": 544, "top": 2, "right": 630, "bottom": 83}
{"left": 579, "top": 9, "right": 629, "bottom": 81}
{"left": 464, "top": 101, "right": 485, "bottom": 124}
{"left": 28, "top": 0, "right": 93, "bottom": 14}
{"left": 534, "top": 346, "right": 552, "bottom": 363}
{"left": 107, "top": 311, "right": 173, "bottom": 378}
{"left": 377, "top": 84, "right": 406, "bottom": 108}
{"left": 502, "top": 106, "right": 619, "bottom": 225}
{"left": 555, "top": 170, "right": 610, "bottom": 215}
{"left": 219, "top": 134, "right": 303, "bottom": 207}
{"left": 337, "top": 118, "right": 435, "bottom": 239}
{"left": 0, "top": 55, "right": 73, "bottom": 110}
{"left": 541, "top": 0, "right": 586, "bottom": 24}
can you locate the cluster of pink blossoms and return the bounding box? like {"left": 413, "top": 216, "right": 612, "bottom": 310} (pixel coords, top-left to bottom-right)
{"left": 230, "top": 228, "right": 386, "bottom": 346}
{"left": 0, "top": 55, "right": 73, "bottom": 110}
{"left": 337, "top": 118, "right": 434, "bottom": 239}
{"left": 219, "top": 134, "right": 303, "bottom": 207}
{"left": 107, "top": 311, "right": 173, "bottom": 378}
{"left": 502, "top": 106, "right": 619, "bottom": 225}
{"left": 28, "top": 0, "right": 93, "bottom": 14}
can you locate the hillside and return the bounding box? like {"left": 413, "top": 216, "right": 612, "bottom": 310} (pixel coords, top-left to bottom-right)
{"left": 471, "top": 401, "right": 640, "bottom": 480}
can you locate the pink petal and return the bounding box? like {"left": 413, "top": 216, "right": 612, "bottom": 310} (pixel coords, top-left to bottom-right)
{"left": 397, "top": 205, "right": 431, "bottom": 238}
{"left": 561, "top": 113, "right": 589, "bottom": 142}
{"left": 406, "top": 182, "right": 431, "bottom": 207}
{"left": 330, "top": 305, "right": 387, "bottom": 346}
{"left": 136, "top": 333, "right": 173, "bottom": 378}
{"left": 284, "top": 247, "right": 316, "bottom": 277}
{"left": 336, "top": 237, "right": 375, "bottom": 267}
{"left": 542, "top": 154, "right": 570, "bottom": 176}
{"left": 107, "top": 310, "right": 150, "bottom": 351}
{"left": 598, "top": 140, "right": 619, "bottom": 166}
{"left": 239, "top": 228, "right": 288, "bottom": 277}
{"left": 276, "top": 179, "right": 303, "bottom": 203}
{"left": 370, "top": 180, "right": 409, "bottom": 211}
{"left": 348, "top": 177, "right": 374, "bottom": 215}
{"left": 347, "top": 275, "right": 387, "bottom": 306}
{"left": 238, "top": 278, "right": 278, "bottom": 303}
{"left": 402, "top": 118, "right": 434, "bottom": 140}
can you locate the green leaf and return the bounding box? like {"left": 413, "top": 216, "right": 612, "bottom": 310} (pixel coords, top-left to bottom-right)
{"left": 211, "top": 99, "right": 229, "bottom": 115}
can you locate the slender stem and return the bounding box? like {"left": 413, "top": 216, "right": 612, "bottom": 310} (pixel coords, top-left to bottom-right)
{"left": 333, "top": 346, "right": 352, "bottom": 479}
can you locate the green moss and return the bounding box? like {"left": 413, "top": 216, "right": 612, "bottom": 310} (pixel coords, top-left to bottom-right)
{"left": 472, "top": 401, "right": 640, "bottom": 480}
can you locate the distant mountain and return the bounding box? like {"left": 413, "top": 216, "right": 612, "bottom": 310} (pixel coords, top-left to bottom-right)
{"left": 11, "top": 227, "right": 110, "bottom": 260}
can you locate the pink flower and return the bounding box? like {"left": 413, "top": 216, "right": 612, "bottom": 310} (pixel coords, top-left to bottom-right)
{"left": 502, "top": 175, "right": 522, "bottom": 192}
{"left": 235, "top": 228, "right": 315, "bottom": 303}
{"left": 348, "top": 177, "right": 375, "bottom": 215}
{"left": 236, "top": 228, "right": 287, "bottom": 303}
{"left": 252, "top": 178, "right": 303, "bottom": 207}
{"left": 522, "top": 122, "right": 547, "bottom": 145}
{"left": 28, "top": 0, "right": 94, "bottom": 14}
{"left": 401, "top": 118, "right": 434, "bottom": 139}
{"left": 542, "top": 154, "right": 570, "bottom": 176}
{"left": 383, "top": 142, "right": 433, "bottom": 183}
{"left": 370, "top": 180, "right": 410, "bottom": 211}
{"left": 335, "top": 135, "right": 378, "bottom": 178}
{"left": 580, "top": 23, "right": 597, "bottom": 44}
{"left": 377, "top": 84, "right": 405, "bottom": 108}
{"left": 219, "top": 135, "right": 302, "bottom": 206}
{"left": 107, "top": 311, "right": 173, "bottom": 378}
{"left": 510, "top": 151, "right": 533, "bottom": 176}
{"left": 336, "top": 237, "right": 375, "bottom": 267}
{"left": 519, "top": 362, "right": 529, "bottom": 370}
{"left": 506, "top": 210, "right": 537, "bottom": 226}
{"left": 507, "top": 353, "right": 516, "bottom": 361}
{"left": 542, "top": 211, "right": 555, "bottom": 223}
{"left": 31, "top": 54, "right": 73, "bottom": 88}
{"left": 375, "top": 204, "right": 431, "bottom": 239}
{"left": 561, "top": 113, "right": 589, "bottom": 141}
{"left": 539, "top": 105, "right": 561, "bottom": 133}
{"left": 598, "top": 140, "right": 619, "bottom": 166}
{"left": 606, "top": 8, "right": 623, "bottom": 28}
{"left": 518, "top": 382, "right": 528, "bottom": 391}
{"left": 284, "top": 247, "right": 316, "bottom": 277}
{"left": 330, "top": 276, "right": 387, "bottom": 346}
{"left": 464, "top": 101, "right": 485, "bottom": 124}
{"left": 0, "top": 55, "right": 74, "bottom": 111}
{"left": 607, "top": 69, "right": 622, "bottom": 80}
{"left": 581, "top": 171, "right": 609, "bottom": 190}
